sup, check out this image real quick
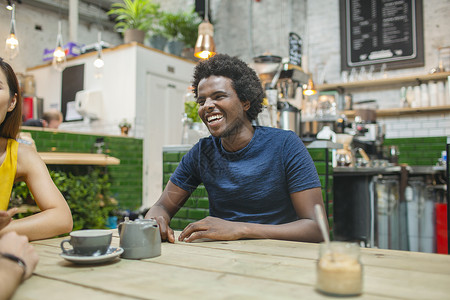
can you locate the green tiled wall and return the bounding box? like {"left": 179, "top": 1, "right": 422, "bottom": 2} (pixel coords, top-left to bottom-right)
{"left": 22, "top": 129, "right": 143, "bottom": 210}
{"left": 308, "top": 148, "right": 334, "bottom": 238}
{"left": 163, "top": 147, "right": 333, "bottom": 234}
{"left": 384, "top": 136, "right": 446, "bottom": 166}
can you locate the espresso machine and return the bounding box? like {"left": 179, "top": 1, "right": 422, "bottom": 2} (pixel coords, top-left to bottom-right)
{"left": 252, "top": 55, "right": 310, "bottom": 136}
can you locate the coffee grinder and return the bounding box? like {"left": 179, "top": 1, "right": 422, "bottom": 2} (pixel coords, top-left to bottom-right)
{"left": 351, "top": 101, "right": 385, "bottom": 160}
{"left": 252, "top": 55, "right": 310, "bottom": 136}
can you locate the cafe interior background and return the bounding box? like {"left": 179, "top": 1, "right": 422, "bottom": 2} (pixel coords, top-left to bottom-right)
{"left": 1, "top": 0, "right": 449, "bottom": 253}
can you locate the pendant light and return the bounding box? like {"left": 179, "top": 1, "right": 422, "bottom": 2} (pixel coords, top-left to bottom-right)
{"left": 52, "top": 20, "right": 67, "bottom": 72}
{"left": 6, "top": 1, "right": 13, "bottom": 10}
{"left": 194, "top": 0, "right": 216, "bottom": 59}
{"left": 302, "top": 77, "right": 317, "bottom": 96}
{"left": 93, "top": 32, "right": 104, "bottom": 78}
{"left": 5, "top": 4, "right": 19, "bottom": 60}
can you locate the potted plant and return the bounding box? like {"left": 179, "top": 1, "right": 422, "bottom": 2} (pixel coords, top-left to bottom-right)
{"left": 178, "top": 9, "right": 202, "bottom": 59}
{"left": 159, "top": 10, "right": 200, "bottom": 56}
{"left": 159, "top": 11, "right": 184, "bottom": 56}
{"left": 107, "top": 0, "right": 160, "bottom": 44}
{"left": 148, "top": 24, "right": 169, "bottom": 51}
{"left": 119, "top": 119, "right": 132, "bottom": 136}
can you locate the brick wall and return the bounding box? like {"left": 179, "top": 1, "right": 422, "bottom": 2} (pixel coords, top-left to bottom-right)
{"left": 22, "top": 128, "right": 143, "bottom": 210}
{"left": 379, "top": 113, "right": 450, "bottom": 139}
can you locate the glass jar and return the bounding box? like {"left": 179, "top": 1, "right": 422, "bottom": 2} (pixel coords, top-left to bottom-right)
{"left": 316, "top": 242, "right": 363, "bottom": 296}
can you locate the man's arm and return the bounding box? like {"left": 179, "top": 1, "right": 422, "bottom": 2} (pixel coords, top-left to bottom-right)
{"left": 178, "top": 187, "right": 326, "bottom": 242}
{"left": 145, "top": 180, "right": 191, "bottom": 243}
{"left": 0, "top": 232, "right": 39, "bottom": 300}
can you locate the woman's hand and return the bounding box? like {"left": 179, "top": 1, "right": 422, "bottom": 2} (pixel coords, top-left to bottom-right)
{"left": 0, "top": 208, "right": 18, "bottom": 231}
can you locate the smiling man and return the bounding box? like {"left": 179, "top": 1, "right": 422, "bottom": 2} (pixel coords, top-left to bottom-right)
{"left": 145, "top": 54, "right": 327, "bottom": 243}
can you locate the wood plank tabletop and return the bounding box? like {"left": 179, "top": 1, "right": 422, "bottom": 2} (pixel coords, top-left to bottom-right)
{"left": 12, "top": 230, "right": 450, "bottom": 300}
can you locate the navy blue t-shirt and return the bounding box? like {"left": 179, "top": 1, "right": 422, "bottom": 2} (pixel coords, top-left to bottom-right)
{"left": 170, "top": 126, "right": 321, "bottom": 225}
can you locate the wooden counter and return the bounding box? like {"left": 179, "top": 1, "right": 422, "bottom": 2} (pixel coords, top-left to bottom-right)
{"left": 38, "top": 152, "right": 120, "bottom": 165}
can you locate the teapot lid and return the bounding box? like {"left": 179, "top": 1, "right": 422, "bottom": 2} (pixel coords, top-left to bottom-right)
{"left": 121, "top": 217, "right": 157, "bottom": 225}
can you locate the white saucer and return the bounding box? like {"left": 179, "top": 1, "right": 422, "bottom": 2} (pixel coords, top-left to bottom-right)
{"left": 60, "top": 247, "right": 123, "bottom": 265}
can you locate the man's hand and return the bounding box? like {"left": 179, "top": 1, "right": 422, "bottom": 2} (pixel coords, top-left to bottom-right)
{"left": 0, "top": 231, "right": 39, "bottom": 279}
{"left": 0, "top": 208, "right": 18, "bottom": 231}
{"left": 149, "top": 216, "right": 175, "bottom": 243}
{"left": 178, "top": 216, "right": 246, "bottom": 242}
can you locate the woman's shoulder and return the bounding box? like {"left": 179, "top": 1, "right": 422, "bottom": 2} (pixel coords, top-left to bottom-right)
{"left": 17, "top": 140, "right": 41, "bottom": 163}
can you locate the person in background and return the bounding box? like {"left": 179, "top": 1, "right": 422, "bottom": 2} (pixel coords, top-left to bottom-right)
{"left": 22, "top": 109, "right": 63, "bottom": 129}
{"left": 0, "top": 57, "right": 73, "bottom": 241}
{"left": 145, "top": 54, "right": 326, "bottom": 243}
{"left": 0, "top": 231, "right": 39, "bottom": 300}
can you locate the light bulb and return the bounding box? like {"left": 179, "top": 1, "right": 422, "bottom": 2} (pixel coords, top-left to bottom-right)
{"left": 93, "top": 32, "right": 104, "bottom": 78}
{"left": 52, "top": 21, "right": 67, "bottom": 72}
{"left": 196, "top": 50, "right": 214, "bottom": 60}
{"left": 5, "top": 33, "right": 19, "bottom": 60}
{"left": 93, "top": 56, "right": 104, "bottom": 79}
{"left": 94, "top": 58, "right": 104, "bottom": 68}
{"left": 52, "top": 46, "right": 67, "bottom": 72}
{"left": 5, "top": 4, "right": 19, "bottom": 60}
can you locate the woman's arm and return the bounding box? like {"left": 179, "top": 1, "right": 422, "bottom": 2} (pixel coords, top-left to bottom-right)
{"left": 0, "top": 144, "right": 73, "bottom": 241}
{"left": 179, "top": 187, "right": 326, "bottom": 243}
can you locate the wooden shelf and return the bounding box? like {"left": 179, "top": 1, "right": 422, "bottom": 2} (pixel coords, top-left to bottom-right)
{"left": 39, "top": 152, "right": 120, "bottom": 166}
{"left": 344, "top": 105, "right": 450, "bottom": 118}
{"left": 317, "top": 71, "right": 450, "bottom": 91}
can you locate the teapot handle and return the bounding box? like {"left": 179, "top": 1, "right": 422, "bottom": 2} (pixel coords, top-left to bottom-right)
{"left": 118, "top": 222, "right": 123, "bottom": 234}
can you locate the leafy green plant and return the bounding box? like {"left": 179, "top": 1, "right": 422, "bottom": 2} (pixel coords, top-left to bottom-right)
{"left": 184, "top": 101, "right": 201, "bottom": 123}
{"left": 107, "top": 0, "right": 160, "bottom": 33}
{"left": 159, "top": 11, "right": 183, "bottom": 40}
{"left": 178, "top": 9, "right": 202, "bottom": 48}
{"left": 11, "top": 169, "right": 118, "bottom": 231}
{"left": 160, "top": 9, "right": 201, "bottom": 44}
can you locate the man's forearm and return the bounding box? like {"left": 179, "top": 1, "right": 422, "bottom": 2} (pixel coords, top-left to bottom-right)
{"left": 240, "top": 219, "right": 323, "bottom": 242}
{"left": 0, "top": 258, "right": 24, "bottom": 300}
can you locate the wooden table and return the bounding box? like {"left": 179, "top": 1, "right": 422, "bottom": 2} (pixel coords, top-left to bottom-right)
{"left": 13, "top": 230, "right": 450, "bottom": 300}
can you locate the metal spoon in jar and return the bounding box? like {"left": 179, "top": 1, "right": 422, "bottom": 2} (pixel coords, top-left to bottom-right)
{"left": 314, "top": 204, "right": 334, "bottom": 261}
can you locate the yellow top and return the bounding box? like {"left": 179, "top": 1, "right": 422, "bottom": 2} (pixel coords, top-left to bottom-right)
{"left": 0, "top": 139, "right": 18, "bottom": 210}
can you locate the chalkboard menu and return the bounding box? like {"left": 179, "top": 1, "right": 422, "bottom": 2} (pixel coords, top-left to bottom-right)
{"left": 340, "top": 0, "right": 423, "bottom": 70}
{"left": 289, "top": 32, "right": 302, "bottom": 67}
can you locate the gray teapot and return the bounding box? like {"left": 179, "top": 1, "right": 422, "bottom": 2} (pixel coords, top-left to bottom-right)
{"left": 118, "top": 218, "right": 161, "bottom": 259}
